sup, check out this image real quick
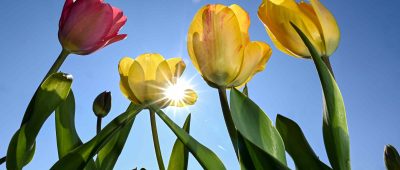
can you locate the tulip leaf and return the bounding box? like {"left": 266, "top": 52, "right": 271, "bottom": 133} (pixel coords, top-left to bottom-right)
{"left": 167, "top": 114, "right": 191, "bottom": 170}
{"left": 276, "top": 114, "right": 331, "bottom": 170}
{"left": 6, "top": 73, "right": 73, "bottom": 170}
{"left": 384, "top": 145, "right": 400, "bottom": 170}
{"left": 96, "top": 104, "right": 138, "bottom": 170}
{"left": 237, "top": 131, "right": 290, "bottom": 170}
{"left": 291, "top": 23, "right": 350, "bottom": 170}
{"left": 51, "top": 103, "right": 143, "bottom": 170}
{"left": 230, "top": 88, "right": 287, "bottom": 166}
{"left": 153, "top": 108, "right": 226, "bottom": 170}
{"left": 55, "top": 91, "right": 96, "bottom": 170}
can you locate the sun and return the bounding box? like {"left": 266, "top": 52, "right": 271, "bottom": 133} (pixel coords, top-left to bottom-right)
{"left": 164, "top": 78, "right": 194, "bottom": 106}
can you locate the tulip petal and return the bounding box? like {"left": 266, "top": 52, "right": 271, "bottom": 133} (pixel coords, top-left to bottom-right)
{"left": 156, "top": 60, "right": 173, "bottom": 85}
{"left": 166, "top": 58, "right": 186, "bottom": 78}
{"left": 310, "top": 0, "right": 340, "bottom": 56}
{"left": 127, "top": 61, "right": 146, "bottom": 103}
{"left": 135, "top": 53, "right": 165, "bottom": 80}
{"left": 104, "top": 34, "right": 127, "bottom": 47}
{"left": 118, "top": 57, "right": 140, "bottom": 104}
{"left": 106, "top": 7, "right": 127, "bottom": 38}
{"left": 229, "top": 4, "right": 250, "bottom": 44}
{"left": 168, "top": 89, "right": 198, "bottom": 107}
{"left": 192, "top": 5, "right": 244, "bottom": 86}
{"left": 187, "top": 5, "right": 208, "bottom": 73}
{"left": 59, "top": 0, "right": 74, "bottom": 28}
{"left": 228, "top": 42, "right": 272, "bottom": 87}
{"left": 258, "top": 0, "right": 323, "bottom": 58}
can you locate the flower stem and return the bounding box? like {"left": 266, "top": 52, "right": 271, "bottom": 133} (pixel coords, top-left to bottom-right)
{"left": 322, "top": 56, "right": 335, "bottom": 78}
{"left": 150, "top": 109, "right": 165, "bottom": 170}
{"left": 21, "top": 49, "right": 70, "bottom": 125}
{"left": 96, "top": 116, "right": 102, "bottom": 135}
{"left": 217, "top": 87, "right": 238, "bottom": 158}
{"left": 43, "top": 49, "right": 70, "bottom": 82}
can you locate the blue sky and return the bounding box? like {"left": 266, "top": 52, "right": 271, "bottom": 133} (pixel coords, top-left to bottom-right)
{"left": 1, "top": 0, "right": 399, "bottom": 169}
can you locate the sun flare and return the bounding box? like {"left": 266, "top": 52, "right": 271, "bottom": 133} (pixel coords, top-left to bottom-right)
{"left": 163, "top": 78, "right": 195, "bottom": 107}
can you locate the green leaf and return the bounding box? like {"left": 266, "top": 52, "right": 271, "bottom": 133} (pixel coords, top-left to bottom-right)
{"left": 167, "top": 114, "right": 191, "bottom": 170}
{"left": 291, "top": 23, "right": 350, "bottom": 170}
{"left": 96, "top": 104, "right": 138, "bottom": 170}
{"left": 55, "top": 91, "right": 81, "bottom": 158}
{"left": 230, "top": 88, "right": 287, "bottom": 166}
{"left": 6, "top": 73, "right": 73, "bottom": 170}
{"left": 276, "top": 114, "right": 331, "bottom": 170}
{"left": 51, "top": 103, "right": 143, "bottom": 170}
{"left": 55, "top": 91, "right": 96, "bottom": 170}
{"left": 384, "top": 145, "right": 400, "bottom": 170}
{"left": 153, "top": 108, "right": 226, "bottom": 170}
{"left": 237, "top": 131, "right": 290, "bottom": 170}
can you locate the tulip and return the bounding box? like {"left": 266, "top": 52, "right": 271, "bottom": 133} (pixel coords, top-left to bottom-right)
{"left": 187, "top": 4, "right": 272, "bottom": 88}
{"left": 258, "top": 0, "right": 340, "bottom": 58}
{"left": 58, "top": 0, "right": 127, "bottom": 55}
{"left": 118, "top": 54, "right": 198, "bottom": 108}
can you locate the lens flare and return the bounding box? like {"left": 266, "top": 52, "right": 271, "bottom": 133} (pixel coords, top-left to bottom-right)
{"left": 164, "top": 78, "right": 194, "bottom": 106}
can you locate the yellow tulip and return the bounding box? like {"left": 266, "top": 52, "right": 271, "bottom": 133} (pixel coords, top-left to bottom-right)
{"left": 187, "top": 4, "right": 272, "bottom": 88}
{"left": 118, "top": 53, "right": 198, "bottom": 108}
{"left": 258, "top": 0, "right": 340, "bottom": 58}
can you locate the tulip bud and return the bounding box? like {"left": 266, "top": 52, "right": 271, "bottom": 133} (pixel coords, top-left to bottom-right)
{"left": 93, "top": 91, "right": 111, "bottom": 118}
{"left": 384, "top": 145, "right": 400, "bottom": 170}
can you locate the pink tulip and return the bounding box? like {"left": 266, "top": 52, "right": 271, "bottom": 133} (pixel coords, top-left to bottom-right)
{"left": 58, "top": 0, "right": 127, "bottom": 55}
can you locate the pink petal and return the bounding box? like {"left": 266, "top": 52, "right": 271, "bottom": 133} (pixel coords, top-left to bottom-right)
{"left": 105, "top": 34, "right": 127, "bottom": 46}
{"left": 59, "top": 0, "right": 74, "bottom": 28}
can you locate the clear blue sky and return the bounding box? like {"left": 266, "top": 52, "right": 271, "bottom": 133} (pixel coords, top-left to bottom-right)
{"left": 1, "top": 0, "right": 399, "bottom": 169}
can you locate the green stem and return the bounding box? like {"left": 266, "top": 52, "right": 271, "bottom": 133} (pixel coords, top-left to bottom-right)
{"left": 322, "top": 57, "right": 334, "bottom": 78}
{"left": 217, "top": 87, "right": 238, "bottom": 158}
{"left": 0, "top": 156, "right": 5, "bottom": 165}
{"left": 43, "top": 49, "right": 70, "bottom": 82}
{"left": 96, "top": 116, "right": 102, "bottom": 135}
{"left": 21, "top": 49, "right": 70, "bottom": 125}
{"left": 150, "top": 109, "right": 165, "bottom": 170}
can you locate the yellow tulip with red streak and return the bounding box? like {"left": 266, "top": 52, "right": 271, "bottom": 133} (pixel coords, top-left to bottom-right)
{"left": 188, "top": 4, "right": 272, "bottom": 88}
{"left": 258, "top": 0, "right": 340, "bottom": 58}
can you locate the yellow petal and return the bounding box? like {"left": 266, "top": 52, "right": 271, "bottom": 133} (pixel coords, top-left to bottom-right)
{"left": 187, "top": 5, "right": 210, "bottom": 73}
{"left": 168, "top": 89, "right": 198, "bottom": 107}
{"left": 156, "top": 60, "right": 173, "bottom": 85}
{"left": 127, "top": 61, "right": 146, "bottom": 103}
{"left": 258, "top": 0, "right": 324, "bottom": 58}
{"left": 229, "top": 4, "right": 250, "bottom": 44}
{"left": 228, "top": 41, "right": 272, "bottom": 87}
{"left": 166, "top": 58, "right": 186, "bottom": 78}
{"left": 118, "top": 57, "right": 140, "bottom": 104}
{"left": 135, "top": 53, "right": 165, "bottom": 80}
{"left": 310, "top": 0, "right": 340, "bottom": 56}
{"left": 192, "top": 5, "right": 244, "bottom": 86}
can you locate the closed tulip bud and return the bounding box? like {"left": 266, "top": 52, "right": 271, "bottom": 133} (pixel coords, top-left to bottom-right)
{"left": 384, "top": 145, "right": 400, "bottom": 170}
{"left": 187, "top": 4, "right": 272, "bottom": 88}
{"left": 93, "top": 91, "right": 111, "bottom": 118}
{"left": 58, "top": 0, "right": 127, "bottom": 55}
{"left": 118, "top": 54, "right": 198, "bottom": 108}
{"left": 258, "top": 0, "right": 340, "bottom": 58}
